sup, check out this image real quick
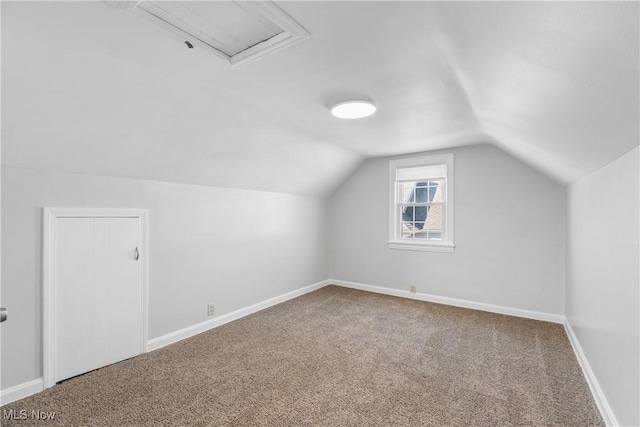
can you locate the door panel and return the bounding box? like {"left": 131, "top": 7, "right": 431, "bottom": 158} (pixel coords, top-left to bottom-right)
{"left": 55, "top": 217, "right": 142, "bottom": 382}
{"left": 107, "top": 218, "right": 143, "bottom": 364}
{"left": 56, "top": 218, "right": 104, "bottom": 381}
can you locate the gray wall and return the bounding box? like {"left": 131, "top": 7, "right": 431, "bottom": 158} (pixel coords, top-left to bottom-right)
{"left": 1, "top": 166, "right": 329, "bottom": 390}
{"left": 328, "top": 144, "right": 566, "bottom": 315}
{"left": 565, "top": 146, "right": 639, "bottom": 427}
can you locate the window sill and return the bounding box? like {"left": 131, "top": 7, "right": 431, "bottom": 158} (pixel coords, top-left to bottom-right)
{"left": 387, "top": 240, "right": 455, "bottom": 253}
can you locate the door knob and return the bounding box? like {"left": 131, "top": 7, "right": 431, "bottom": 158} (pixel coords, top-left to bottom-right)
{"left": 0, "top": 308, "right": 7, "bottom": 323}
{"left": 134, "top": 247, "right": 140, "bottom": 261}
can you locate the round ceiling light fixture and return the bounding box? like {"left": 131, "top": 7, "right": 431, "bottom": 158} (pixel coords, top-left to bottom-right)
{"left": 331, "top": 100, "right": 376, "bottom": 119}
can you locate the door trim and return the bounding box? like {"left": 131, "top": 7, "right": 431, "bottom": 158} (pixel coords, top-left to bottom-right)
{"left": 42, "top": 208, "right": 149, "bottom": 389}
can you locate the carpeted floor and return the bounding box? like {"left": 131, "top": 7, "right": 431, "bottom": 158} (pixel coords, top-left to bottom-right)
{"left": 1, "top": 285, "right": 603, "bottom": 426}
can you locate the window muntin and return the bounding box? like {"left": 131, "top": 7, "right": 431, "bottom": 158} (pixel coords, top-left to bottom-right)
{"left": 389, "top": 154, "right": 454, "bottom": 252}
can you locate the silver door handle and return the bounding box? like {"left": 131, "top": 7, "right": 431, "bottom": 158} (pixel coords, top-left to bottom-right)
{"left": 134, "top": 247, "right": 139, "bottom": 261}
{"left": 0, "top": 308, "right": 7, "bottom": 323}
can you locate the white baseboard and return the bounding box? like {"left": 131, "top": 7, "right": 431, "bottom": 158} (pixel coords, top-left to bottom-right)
{"left": 563, "top": 320, "right": 618, "bottom": 427}
{"left": 329, "top": 279, "right": 564, "bottom": 324}
{"left": 147, "top": 279, "right": 330, "bottom": 351}
{"left": 0, "top": 378, "right": 44, "bottom": 406}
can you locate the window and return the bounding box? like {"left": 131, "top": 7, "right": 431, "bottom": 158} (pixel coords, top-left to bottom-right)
{"left": 388, "top": 154, "right": 454, "bottom": 252}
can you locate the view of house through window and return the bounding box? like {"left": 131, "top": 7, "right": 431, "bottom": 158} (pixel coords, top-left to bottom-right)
{"left": 399, "top": 179, "right": 444, "bottom": 240}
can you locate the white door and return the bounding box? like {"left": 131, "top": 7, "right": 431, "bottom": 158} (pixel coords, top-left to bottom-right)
{"left": 54, "top": 217, "right": 143, "bottom": 382}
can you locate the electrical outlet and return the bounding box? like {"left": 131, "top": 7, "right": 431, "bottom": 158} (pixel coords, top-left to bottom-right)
{"left": 410, "top": 286, "right": 416, "bottom": 293}
{"left": 207, "top": 304, "right": 215, "bottom": 317}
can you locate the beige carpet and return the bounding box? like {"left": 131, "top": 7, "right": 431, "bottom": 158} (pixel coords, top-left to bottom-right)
{"left": 2, "top": 285, "right": 603, "bottom": 426}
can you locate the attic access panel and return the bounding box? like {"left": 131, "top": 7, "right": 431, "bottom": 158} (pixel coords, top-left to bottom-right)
{"left": 128, "top": 1, "right": 309, "bottom": 69}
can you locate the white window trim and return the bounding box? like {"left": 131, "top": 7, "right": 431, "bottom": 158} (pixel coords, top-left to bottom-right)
{"left": 388, "top": 154, "right": 455, "bottom": 253}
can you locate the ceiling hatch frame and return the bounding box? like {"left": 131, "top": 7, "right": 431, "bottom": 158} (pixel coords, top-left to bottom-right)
{"left": 125, "top": 1, "right": 310, "bottom": 69}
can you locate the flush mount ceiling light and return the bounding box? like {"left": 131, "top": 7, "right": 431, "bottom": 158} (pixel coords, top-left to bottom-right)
{"left": 331, "top": 100, "right": 377, "bottom": 119}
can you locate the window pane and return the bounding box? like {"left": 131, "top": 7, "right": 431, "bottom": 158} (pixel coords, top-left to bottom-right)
{"left": 425, "top": 205, "right": 443, "bottom": 239}
{"left": 401, "top": 221, "right": 414, "bottom": 238}
{"left": 400, "top": 205, "right": 413, "bottom": 238}
{"left": 416, "top": 205, "right": 428, "bottom": 222}
{"left": 412, "top": 221, "right": 431, "bottom": 240}
{"left": 400, "top": 182, "right": 414, "bottom": 203}
{"left": 402, "top": 205, "right": 416, "bottom": 222}
{"left": 413, "top": 184, "right": 430, "bottom": 203}
{"left": 431, "top": 180, "right": 444, "bottom": 203}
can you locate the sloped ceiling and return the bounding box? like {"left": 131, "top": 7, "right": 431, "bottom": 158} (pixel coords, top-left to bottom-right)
{"left": 2, "top": 1, "right": 638, "bottom": 196}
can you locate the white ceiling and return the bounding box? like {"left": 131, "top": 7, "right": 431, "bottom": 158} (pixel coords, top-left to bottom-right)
{"left": 2, "top": 1, "right": 638, "bottom": 196}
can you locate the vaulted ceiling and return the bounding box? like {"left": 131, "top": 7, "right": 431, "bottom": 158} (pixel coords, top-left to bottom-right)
{"left": 2, "top": 1, "right": 638, "bottom": 196}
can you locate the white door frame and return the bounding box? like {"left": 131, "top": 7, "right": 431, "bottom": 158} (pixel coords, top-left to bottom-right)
{"left": 42, "top": 208, "right": 149, "bottom": 389}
